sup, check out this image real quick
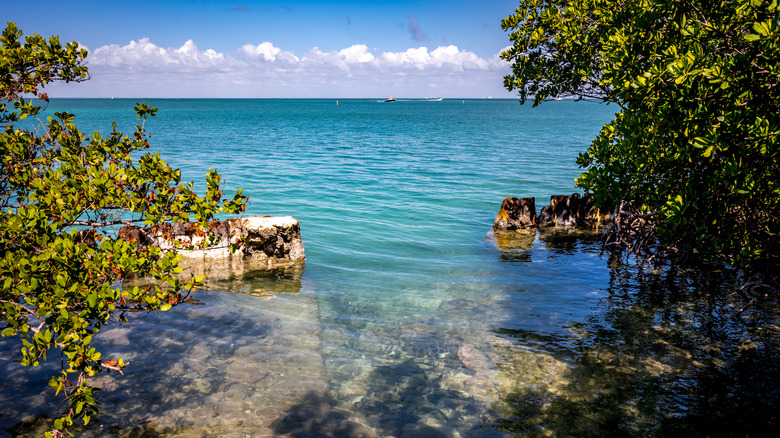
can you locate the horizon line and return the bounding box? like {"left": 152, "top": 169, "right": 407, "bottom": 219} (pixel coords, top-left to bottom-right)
{"left": 41, "top": 96, "right": 520, "bottom": 100}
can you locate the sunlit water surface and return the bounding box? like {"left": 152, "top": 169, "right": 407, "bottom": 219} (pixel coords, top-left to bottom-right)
{"left": 2, "top": 99, "right": 779, "bottom": 437}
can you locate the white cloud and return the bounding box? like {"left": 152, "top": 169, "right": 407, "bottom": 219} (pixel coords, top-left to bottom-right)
{"left": 241, "top": 42, "right": 300, "bottom": 63}
{"left": 91, "top": 38, "right": 230, "bottom": 71}
{"left": 378, "top": 45, "right": 490, "bottom": 70}
{"left": 337, "top": 45, "right": 374, "bottom": 64}
{"left": 54, "top": 38, "right": 512, "bottom": 97}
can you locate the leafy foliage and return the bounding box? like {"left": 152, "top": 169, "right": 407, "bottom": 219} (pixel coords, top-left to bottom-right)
{"left": 502, "top": 0, "right": 780, "bottom": 269}
{"left": 0, "top": 22, "right": 247, "bottom": 435}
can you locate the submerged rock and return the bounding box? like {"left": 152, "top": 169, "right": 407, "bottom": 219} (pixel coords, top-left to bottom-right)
{"left": 456, "top": 344, "right": 493, "bottom": 374}
{"left": 400, "top": 423, "right": 448, "bottom": 438}
{"left": 438, "top": 298, "right": 480, "bottom": 312}
{"left": 493, "top": 197, "right": 537, "bottom": 230}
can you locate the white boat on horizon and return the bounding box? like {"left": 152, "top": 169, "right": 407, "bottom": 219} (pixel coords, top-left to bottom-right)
{"left": 380, "top": 97, "right": 442, "bottom": 102}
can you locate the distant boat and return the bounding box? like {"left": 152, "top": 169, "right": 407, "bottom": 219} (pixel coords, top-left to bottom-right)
{"left": 384, "top": 97, "right": 396, "bottom": 102}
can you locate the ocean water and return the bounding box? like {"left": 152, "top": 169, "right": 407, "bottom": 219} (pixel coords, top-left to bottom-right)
{"left": 2, "top": 99, "right": 779, "bottom": 437}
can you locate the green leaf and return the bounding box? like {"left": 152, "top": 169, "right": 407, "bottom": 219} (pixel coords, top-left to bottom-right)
{"left": 1, "top": 328, "right": 16, "bottom": 337}
{"left": 86, "top": 292, "right": 97, "bottom": 308}
{"left": 0, "top": 21, "right": 248, "bottom": 434}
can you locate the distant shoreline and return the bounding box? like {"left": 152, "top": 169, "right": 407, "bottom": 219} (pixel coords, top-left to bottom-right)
{"left": 41, "top": 97, "right": 525, "bottom": 100}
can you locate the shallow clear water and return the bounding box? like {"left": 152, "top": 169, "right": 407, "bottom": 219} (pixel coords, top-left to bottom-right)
{"left": 2, "top": 99, "right": 779, "bottom": 437}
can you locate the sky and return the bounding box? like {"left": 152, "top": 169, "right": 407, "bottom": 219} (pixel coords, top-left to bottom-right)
{"left": 4, "top": 0, "right": 521, "bottom": 98}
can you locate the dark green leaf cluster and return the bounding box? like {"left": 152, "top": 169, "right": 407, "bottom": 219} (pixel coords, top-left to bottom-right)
{"left": 503, "top": 1, "right": 780, "bottom": 269}
{"left": 0, "top": 22, "right": 88, "bottom": 124}
{"left": 0, "top": 22, "right": 248, "bottom": 435}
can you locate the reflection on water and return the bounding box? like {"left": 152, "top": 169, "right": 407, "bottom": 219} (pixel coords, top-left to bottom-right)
{"left": 5, "top": 98, "right": 775, "bottom": 436}
{"left": 203, "top": 264, "right": 306, "bottom": 297}
{"left": 2, "top": 232, "right": 779, "bottom": 437}
{"left": 491, "top": 258, "right": 780, "bottom": 437}
{"left": 492, "top": 228, "right": 605, "bottom": 263}
{"left": 492, "top": 229, "right": 536, "bottom": 263}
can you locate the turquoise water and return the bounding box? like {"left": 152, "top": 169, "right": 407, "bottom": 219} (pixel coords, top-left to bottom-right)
{"left": 2, "top": 99, "right": 779, "bottom": 437}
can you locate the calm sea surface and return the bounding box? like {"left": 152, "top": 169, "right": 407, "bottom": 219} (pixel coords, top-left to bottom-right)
{"left": 2, "top": 99, "right": 778, "bottom": 437}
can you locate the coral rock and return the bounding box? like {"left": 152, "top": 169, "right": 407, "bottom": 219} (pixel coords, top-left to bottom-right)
{"left": 493, "top": 197, "right": 537, "bottom": 230}
{"left": 538, "top": 193, "right": 580, "bottom": 227}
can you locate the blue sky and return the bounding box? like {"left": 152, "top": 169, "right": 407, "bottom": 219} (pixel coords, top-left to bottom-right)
{"left": 5, "top": 0, "right": 520, "bottom": 98}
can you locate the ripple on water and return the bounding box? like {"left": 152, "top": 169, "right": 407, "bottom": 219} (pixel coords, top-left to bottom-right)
{"left": 4, "top": 99, "right": 777, "bottom": 437}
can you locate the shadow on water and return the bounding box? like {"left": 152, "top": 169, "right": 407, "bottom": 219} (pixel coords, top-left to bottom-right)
{"left": 270, "top": 391, "right": 377, "bottom": 438}
{"left": 488, "top": 232, "right": 780, "bottom": 437}
{"left": 6, "top": 227, "right": 780, "bottom": 437}
{"left": 1, "top": 265, "right": 330, "bottom": 437}
{"left": 535, "top": 227, "right": 605, "bottom": 255}
{"left": 5, "top": 298, "right": 274, "bottom": 435}
{"left": 312, "top": 297, "right": 507, "bottom": 437}
{"left": 271, "top": 358, "right": 503, "bottom": 438}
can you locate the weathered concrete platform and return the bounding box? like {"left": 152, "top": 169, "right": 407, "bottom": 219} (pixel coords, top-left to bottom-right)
{"left": 120, "top": 215, "right": 305, "bottom": 280}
